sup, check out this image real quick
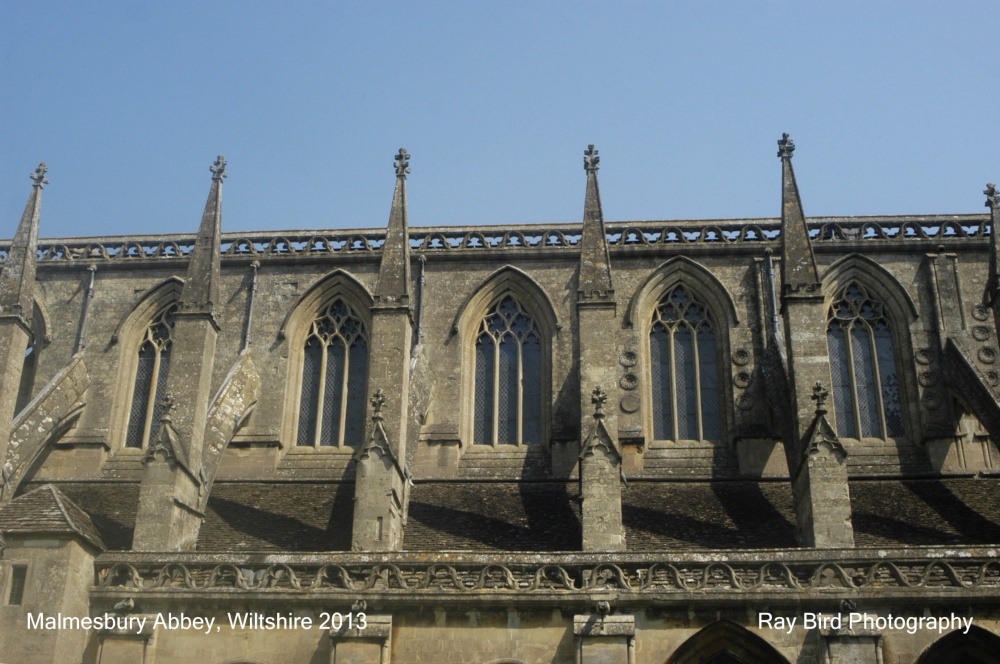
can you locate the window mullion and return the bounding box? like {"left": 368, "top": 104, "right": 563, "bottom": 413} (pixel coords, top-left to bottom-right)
{"left": 339, "top": 336, "right": 351, "bottom": 447}
{"left": 516, "top": 339, "right": 524, "bottom": 446}
{"left": 492, "top": 334, "right": 500, "bottom": 447}
{"left": 843, "top": 322, "right": 863, "bottom": 438}
{"left": 866, "top": 321, "right": 888, "bottom": 438}
{"left": 314, "top": 340, "right": 329, "bottom": 447}
{"left": 669, "top": 325, "right": 678, "bottom": 441}
{"left": 691, "top": 322, "right": 703, "bottom": 441}
{"left": 142, "top": 347, "right": 162, "bottom": 447}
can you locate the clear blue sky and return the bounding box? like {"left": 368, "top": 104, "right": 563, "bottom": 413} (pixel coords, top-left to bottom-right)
{"left": 2, "top": 2, "right": 998, "bottom": 239}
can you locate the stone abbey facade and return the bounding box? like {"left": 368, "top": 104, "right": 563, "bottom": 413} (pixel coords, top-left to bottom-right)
{"left": 2, "top": 139, "right": 1000, "bottom": 663}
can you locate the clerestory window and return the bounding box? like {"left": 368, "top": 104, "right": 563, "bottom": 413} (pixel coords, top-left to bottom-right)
{"left": 474, "top": 295, "right": 542, "bottom": 445}
{"left": 827, "top": 282, "right": 904, "bottom": 438}
{"left": 125, "top": 303, "right": 176, "bottom": 448}
{"left": 296, "top": 299, "right": 369, "bottom": 447}
{"left": 649, "top": 285, "right": 721, "bottom": 441}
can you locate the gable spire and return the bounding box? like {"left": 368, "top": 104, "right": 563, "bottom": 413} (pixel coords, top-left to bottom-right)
{"left": 778, "top": 134, "right": 820, "bottom": 297}
{"left": 578, "top": 145, "right": 613, "bottom": 300}
{"left": 180, "top": 155, "right": 225, "bottom": 317}
{"left": 375, "top": 148, "right": 411, "bottom": 304}
{"left": 0, "top": 163, "right": 47, "bottom": 325}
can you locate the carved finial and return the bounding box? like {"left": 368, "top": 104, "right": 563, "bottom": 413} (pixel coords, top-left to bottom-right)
{"left": 210, "top": 155, "right": 228, "bottom": 181}
{"left": 591, "top": 385, "right": 608, "bottom": 420}
{"left": 29, "top": 162, "right": 49, "bottom": 188}
{"left": 394, "top": 148, "right": 410, "bottom": 178}
{"left": 370, "top": 388, "right": 386, "bottom": 420}
{"left": 158, "top": 394, "right": 176, "bottom": 423}
{"left": 777, "top": 133, "right": 795, "bottom": 160}
{"left": 584, "top": 144, "right": 600, "bottom": 172}
{"left": 811, "top": 382, "right": 829, "bottom": 415}
{"left": 986, "top": 183, "right": 999, "bottom": 210}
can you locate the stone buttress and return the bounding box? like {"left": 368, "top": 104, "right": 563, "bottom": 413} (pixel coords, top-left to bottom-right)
{"left": 352, "top": 148, "right": 413, "bottom": 551}
{"left": 0, "top": 165, "right": 46, "bottom": 476}
{"left": 132, "top": 156, "right": 227, "bottom": 551}
{"left": 576, "top": 145, "right": 625, "bottom": 552}
{"left": 776, "top": 135, "right": 854, "bottom": 548}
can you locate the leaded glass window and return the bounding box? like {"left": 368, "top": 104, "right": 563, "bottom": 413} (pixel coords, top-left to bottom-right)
{"left": 125, "top": 304, "right": 176, "bottom": 448}
{"left": 474, "top": 296, "right": 542, "bottom": 445}
{"left": 827, "top": 282, "right": 905, "bottom": 438}
{"left": 650, "top": 285, "right": 721, "bottom": 441}
{"left": 296, "top": 299, "right": 369, "bottom": 447}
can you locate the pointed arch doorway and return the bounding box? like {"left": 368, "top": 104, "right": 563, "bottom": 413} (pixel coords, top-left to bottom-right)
{"left": 665, "top": 621, "right": 789, "bottom": 664}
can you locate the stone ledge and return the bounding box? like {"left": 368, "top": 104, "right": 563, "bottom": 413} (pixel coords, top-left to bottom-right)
{"left": 330, "top": 614, "right": 391, "bottom": 640}
{"left": 574, "top": 614, "right": 635, "bottom": 637}
{"left": 89, "top": 546, "right": 1000, "bottom": 605}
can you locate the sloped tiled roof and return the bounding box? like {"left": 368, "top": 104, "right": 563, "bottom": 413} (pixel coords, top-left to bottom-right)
{"left": 405, "top": 482, "right": 582, "bottom": 551}
{"left": 0, "top": 484, "right": 106, "bottom": 550}
{"left": 851, "top": 477, "right": 1000, "bottom": 546}
{"left": 18, "top": 476, "right": 1000, "bottom": 554}
{"left": 623, "top": 481, "right": 798, "bottom": 550}
{"left": 55, "top": 482, "right": 139, "bottom": 550}
{"left": 199, "top": 482, "right": 354, "bottom": 551}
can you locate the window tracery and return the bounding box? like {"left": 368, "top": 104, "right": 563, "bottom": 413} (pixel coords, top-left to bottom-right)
{"left": 296, "top": 299, "right": 369, "bottom": 447}
{"left": 125, "top": 304, "right": 177, "bottom": 448}
{"left": 474, "top": 295, "right": 542, "bottom": 446}
{"left": 649, "top": 285, "right": 721, "bottom": 441}
{"left": 827, "top": 282, "right": 904, "bottom": 438}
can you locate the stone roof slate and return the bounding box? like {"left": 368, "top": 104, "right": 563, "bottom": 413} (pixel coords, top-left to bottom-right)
{"left": 56, "top": 482, "right": 139, "bottom": 550}
{"left": 622, "top": 481, "right": 798, "bottom": 550}
{"left": 19, "top": 476, "right": 1000, "bottom": 553}
{"left": 199, "top": 482, "right": 354, "bottom": 551}
{"left": 851, "top": 477, "right": 1000, "bottom": 546}
{"left": 0, "top": 484, "right": 106, "bottom": 550}
{"left": 405, "top": 481, "right": 582, "bottom": 551}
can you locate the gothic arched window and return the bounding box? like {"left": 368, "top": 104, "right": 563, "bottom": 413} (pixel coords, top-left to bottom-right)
{"left": 650, "top": 285, "right": 721, "bottom": 441}
{"left": 827, "top": 282, "right": 904, "bottom": 439}
{"left": 474, "top": 296, "right": 542, "bottom": 445}
{"left": 296, "top": 299, "right": 369, "bottom": 447}
{"left": 125, "top": 304, "right": 176, "bottom": 448}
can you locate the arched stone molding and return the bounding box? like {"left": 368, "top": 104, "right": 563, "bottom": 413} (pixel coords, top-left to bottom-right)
{"left": 625, "top": 256, "right": 739, "bottom": 329}
{"left": 107, "top": 277, "right": 183, "bottom": 452}
{"left": 109, "top": 276, "right": 184, "bottom": 346}
{"left": 821, "top": 254, "right": 921, "bottom": 442}
{"left": 276, "top": 268, "right": 374, "bottom": 343}
{"left": 451, "top": 266, "right": 560, "bottom": 339}
{"left": 453, "top": 266, "right": 558, "bottom": 448}
{"left": 15, "top": 301, "right": 51, "bottom": 415}
{"left": 278, "top": 269, "right": 374, "bottom": 451}
{"left": 31, "top": 299, "right": 51, "bottom": 345}
{"left": 822, "top": 253, "right": 919, "bottom": 321}
{"left": 628, "top": 258, "right": 737, "bottom": 446}
{"left": 916, "top": 625, "right": 1000, "bottom": 664}
{"left": 666, "top": 620, "right": 790, "bottom": 664}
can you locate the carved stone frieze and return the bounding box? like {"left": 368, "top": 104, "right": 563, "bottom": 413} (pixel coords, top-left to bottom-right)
{"left": 91, "top": 551, "right": 1000, "bottom": 598}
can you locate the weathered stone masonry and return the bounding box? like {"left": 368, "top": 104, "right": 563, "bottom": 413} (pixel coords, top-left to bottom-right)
{"left": 2, "top": 141, "right": 1000, "bottom": 663}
